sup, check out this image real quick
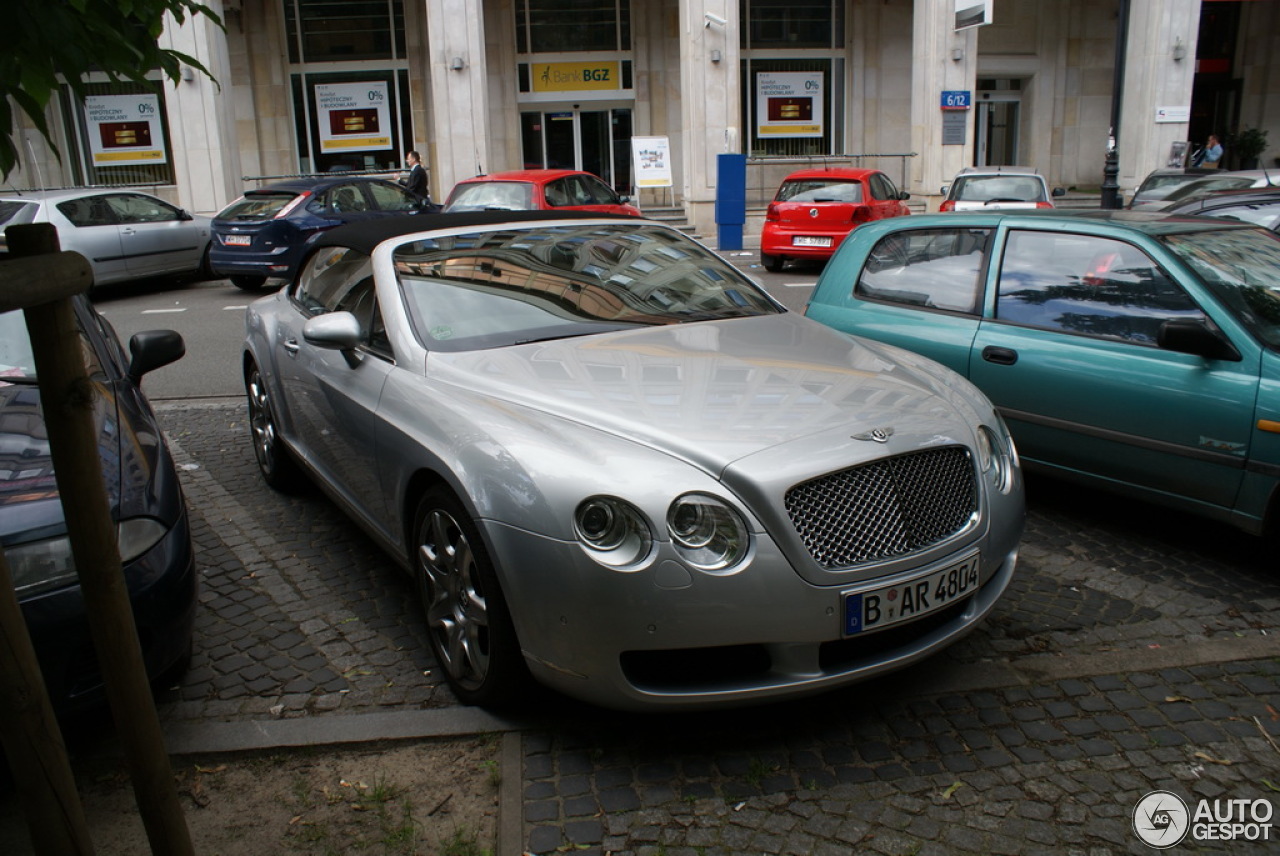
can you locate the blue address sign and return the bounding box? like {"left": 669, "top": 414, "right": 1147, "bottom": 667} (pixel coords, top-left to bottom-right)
{"left": 941, "top": 90, "right": 971, "bottom": 110}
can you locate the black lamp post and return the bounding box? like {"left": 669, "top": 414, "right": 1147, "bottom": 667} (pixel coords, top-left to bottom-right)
{"left": 1101, "top": 0, "right": 1131, "bottom": 209}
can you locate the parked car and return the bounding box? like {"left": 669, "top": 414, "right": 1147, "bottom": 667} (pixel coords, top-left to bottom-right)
{"left": 209, "top": 176, "right": 435, "bottom": 292}
{"left": 939, "top": 166, "right": 1064, "bottom": 212}
{"left": 1164, "top": 188, "right": 1280, "bottom": 232}
{"left": 759, "top": 168, "right": 911, "bottom": 272}
{"left": 1137, "top": 169, "right": 1280, "bottom": 211}
{"left": 242, "top": 211, "right": 1024, "bottom": 711}
{"left": 2, "top": 296, "right": 196, "bottom": 713}
{"left": 1127, "top": 167, "right": 1216, "bottom": 209}
{"left": 0, "top": 188, "right": 211, "bottom": 288}
{"left": 804, "top": 209, "right": 1280, "bottom": 536}
{"left": 443, "top": 169, "right": 641, "bottom": 217}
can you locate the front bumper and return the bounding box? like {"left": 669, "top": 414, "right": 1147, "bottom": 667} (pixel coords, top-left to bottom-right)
{"left": 485, "top": 519, "right": 1018, "bottom": 711}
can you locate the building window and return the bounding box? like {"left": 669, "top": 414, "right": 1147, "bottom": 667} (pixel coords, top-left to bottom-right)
{"left": 285, "top": 0, "right": 406, "bottom": 63}
{"left": 741, "top": 0, "right": 844, "bottom": 50}
{"left": 61, "top": 81, "right": 175, "bottom": 187}
{"left": 516, "top": 0, "right": 631, "bottom": 54}
{"left": 740, "top": 2, "right": 844, "bottom": 156}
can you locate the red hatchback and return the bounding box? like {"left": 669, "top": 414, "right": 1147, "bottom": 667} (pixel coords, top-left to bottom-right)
{"left": 444, "top": 169, "right": 642, "bottom": 217}
{"left": 760, "top": 168, "right": 910, "bottom": 272}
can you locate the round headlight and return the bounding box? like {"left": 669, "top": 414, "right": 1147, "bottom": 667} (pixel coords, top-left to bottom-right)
{"left": 666, "top": 494, "right": 750, "bottom": 571}
{"left": 978, "top": 424, "right": 1016, "bottom": 494}
{"left": 574, "top": 496, "right": 652, "bottom": 567}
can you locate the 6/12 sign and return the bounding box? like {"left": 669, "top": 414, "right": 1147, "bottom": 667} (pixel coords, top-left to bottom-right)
{"left": 941, "top": 90, "right": 971, "bottom": 110}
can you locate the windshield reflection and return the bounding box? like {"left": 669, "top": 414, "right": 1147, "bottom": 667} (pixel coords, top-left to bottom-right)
{"left": 394, "top": 224, "right": 781, "bottom": 351}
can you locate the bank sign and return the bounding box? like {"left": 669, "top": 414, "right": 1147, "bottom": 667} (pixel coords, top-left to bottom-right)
{"left": 315, "top": 82, "right": 392, "bottom": 152}
{"left": 83, "top": 94, "right": 167, "bottom": 166}
{"left": 531, "top": 62, "right": 621, "bottom": 93}
{"left": 756, "top": 72, "right": 824, "bottom": 138}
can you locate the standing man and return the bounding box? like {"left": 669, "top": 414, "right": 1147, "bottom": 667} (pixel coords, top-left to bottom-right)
{"left": 402, "top": 150, "right": 429, "bottom": 200}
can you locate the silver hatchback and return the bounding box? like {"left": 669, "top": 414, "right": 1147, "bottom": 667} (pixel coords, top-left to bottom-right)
{"left": 0, "top": 188, "right": 211, "bottom": 287}
{"left": 242, "top": 212, "right": 1024, "bottom": 711}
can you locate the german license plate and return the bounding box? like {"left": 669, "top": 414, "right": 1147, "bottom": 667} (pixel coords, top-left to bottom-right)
{"left": 793, "top": 236, "right": 832, "bottom": 247}
{"left": 843, "top": 554, "right": 980, "bottom": 636}
{"left": 225, "top": 234, "right": 252, "bottom": 246}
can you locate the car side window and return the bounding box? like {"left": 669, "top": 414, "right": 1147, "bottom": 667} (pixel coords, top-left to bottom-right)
{"left": 582, "top": 175, "right": 620, "bottom": 204}
{"left": 855, "top": 228, "right": 991, "bottom": 315}
{"left": 106, "top": 194, "right": 181, "bottom": 224}
{"left": 996, "top": 231, "right": 1204, "bottom": 344}
{"left": 329, "top": 184, "right": 368, "bottom": 213}
{"left": 57, "top": 196, "right": 118, "bottom": 227}
{"left": 366, "top": 181, "right": 420, "bottom": 212}
{"left": 868, "top": 173, "right": 898, "bottom": 201}
{"left": 293, "top": 246, "right": 392, "bottom": 359}
{"left": 544, "top": 178, "right": 571, "bottom": 207}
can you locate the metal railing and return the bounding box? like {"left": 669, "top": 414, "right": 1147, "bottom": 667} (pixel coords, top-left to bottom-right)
{"left": 745, "top": 153, "right": 918, "bottom": 206}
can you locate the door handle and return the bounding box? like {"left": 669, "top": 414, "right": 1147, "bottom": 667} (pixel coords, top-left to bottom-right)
{"left": 982, "top": 345, "right": 1018, "bottom": 366}
{"left": 283, "top": 339, "right": 300, "bottom": 357}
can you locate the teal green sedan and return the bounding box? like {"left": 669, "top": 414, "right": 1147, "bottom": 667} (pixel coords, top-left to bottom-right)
{"left": 804, "top": 210, "right": 1280, "bottom": 536}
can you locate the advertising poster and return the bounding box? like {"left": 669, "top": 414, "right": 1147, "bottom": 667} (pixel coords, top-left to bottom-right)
{"left": 755, "top": 72, "right": 823, "bottom": 138}
{"left": 84, "top": 94, "right": 167, "bottom": 166}
{"left": 315, "top": 82, "right": 392, "bottom": 152}
{"left": 631, "top": 136, "right": 672, "bottom": 188}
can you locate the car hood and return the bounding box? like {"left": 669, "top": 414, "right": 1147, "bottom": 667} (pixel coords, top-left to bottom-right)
{"left": 0, "top": 379, "right": 126, "bottom": 545}
{"left": 429, "top": 313, "right": 982, "bottom": 477}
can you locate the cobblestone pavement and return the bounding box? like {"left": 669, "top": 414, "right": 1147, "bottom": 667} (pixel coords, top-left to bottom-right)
{"left": 148, "top": 401, "right": 1280, "bottom": 854}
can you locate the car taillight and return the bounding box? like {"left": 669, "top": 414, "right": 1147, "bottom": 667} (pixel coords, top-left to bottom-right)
{"left": 939, "top": 200, "right": 956, "bottom": 212}
{"left": 765, "top": 203, "right": 780, "bottom": 222}
{"left": 851, "top": 207, "right": 872, "bottom": 224}
{"left": 1035, "top": 201, "right": 1053, "bottom": 209}
{"left": 275, "top": 191, "right": 314, "bottom": 219}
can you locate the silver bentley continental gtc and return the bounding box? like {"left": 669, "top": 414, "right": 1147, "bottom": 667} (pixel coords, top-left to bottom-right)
{"left": 242, "top": 212, "right": 1024, "bottom": 711}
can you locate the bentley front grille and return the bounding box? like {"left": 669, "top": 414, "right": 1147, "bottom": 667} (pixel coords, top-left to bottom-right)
{"left": 784, "top": 446, "right": 977, "bottom": 569}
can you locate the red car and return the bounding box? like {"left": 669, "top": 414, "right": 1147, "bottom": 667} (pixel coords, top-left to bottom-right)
{"left": 443, "top": 169, "right": 642, "bottom": 217}
{"left": 759, "top": 168, "right": 911, "bottom": 272}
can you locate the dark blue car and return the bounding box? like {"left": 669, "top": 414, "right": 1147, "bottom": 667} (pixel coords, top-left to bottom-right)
{"left": 2, "top": 296, "right": 196, "bottom": 713}
{"left": 209, "top": 176, "right": 435, "bottom": 291}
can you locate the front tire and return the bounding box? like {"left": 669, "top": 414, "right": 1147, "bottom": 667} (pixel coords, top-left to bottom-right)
{"left": 245, "top": 362, "right": 304, "bottom": 491}
{"left": 413, "top": 487, "right": 528, "bottom": 707}
{"left": 231, "top": 274, "right": 268, "bottom": 292}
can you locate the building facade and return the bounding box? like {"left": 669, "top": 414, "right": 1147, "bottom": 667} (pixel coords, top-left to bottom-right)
{"left": 9, "top": 0, "right": 1279, "bottom": 241}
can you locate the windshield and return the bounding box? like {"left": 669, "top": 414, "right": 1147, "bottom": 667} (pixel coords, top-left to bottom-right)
{"left": 953, "top": 175, "right": 1046, "bottom": 203}
{"left": 445, "top": 182, "right": 536, "bottom": 212}
{"left": 0, "top": 310, "right": 38, "bottom": 382}
{"left": 216, "top": 192, "right": 299, "bottom": 221}
{"left": 1162, "top": 226, "right": 1280, "bottom": 350}
{"left": 776, "top": 180, "right": 863, "bottom": 203}
{"left": 393, "top": 223, "right": 782, "bottom": 351}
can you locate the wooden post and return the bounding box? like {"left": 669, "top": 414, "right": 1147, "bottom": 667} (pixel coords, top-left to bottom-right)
{"left": 3, "top": 223, "right": 194, "bottom": 856}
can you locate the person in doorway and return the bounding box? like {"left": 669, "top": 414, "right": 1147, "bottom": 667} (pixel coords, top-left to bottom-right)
{"left": 401, "top": 150, "right": 429, "bottom": 199}
{"left": 1196, "top": 134, "right": 1223, "bottom": 169}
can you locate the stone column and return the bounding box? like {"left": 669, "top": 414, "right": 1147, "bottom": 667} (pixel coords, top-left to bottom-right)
{"left": 424, "top": 0, "right": 490, "bottom": 196}
{"left": 679, "top": 0, "right": 741, "bottom": 237}
{"left": 911, "top": 0, "right": 978, "bottom": 208}
{"left": 160, "top": 0, "right": 242, "bottom": 215}
{"left": 1115, "top": 0, "right": 1200, "bottom": 191}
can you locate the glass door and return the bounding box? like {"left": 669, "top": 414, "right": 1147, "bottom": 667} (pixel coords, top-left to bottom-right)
{"left": 519, "top": 108, "right": 633, "bottom": 192}
{"left": 975, "top": 94, "right": 1021, "bottom": 166}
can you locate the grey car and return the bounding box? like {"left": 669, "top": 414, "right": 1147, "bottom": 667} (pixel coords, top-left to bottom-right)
{"left": 0, "top": 188, "right": 211, "bottom": 287}
{"left": 242, "top": 212, "right": 1024, "bottom": 711}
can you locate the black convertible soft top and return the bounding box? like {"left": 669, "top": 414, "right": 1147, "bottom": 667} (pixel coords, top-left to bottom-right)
{"left": 313, "top": 210, "right": 642, "bottom": 256}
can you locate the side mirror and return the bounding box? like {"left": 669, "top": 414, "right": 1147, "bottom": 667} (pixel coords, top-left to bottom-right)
{"left": 1052, "top": 187, "right": 1066, "bottom": 198}
{"left": 178, "top": 209, "right": 194, "bottom": 221}
{"left": 899, "top": 191, "right": 911, "bottom": 201}
{"left": 303, "top": 311, "right": 363, "bottom": 352}
{"left": 940, "top": 185, "right": 950, "bottom": 196}
{"left": 1158, "top": 318, "right": 1241, "bottom": 362}
{"left": 128, "top": 330, "right": 185, "bottom": 383}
